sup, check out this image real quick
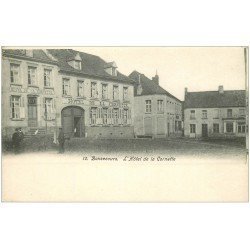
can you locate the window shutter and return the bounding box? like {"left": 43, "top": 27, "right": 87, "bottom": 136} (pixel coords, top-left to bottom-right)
{"left": 20, "top": 96, "right": 25, "bottom": 119}
{"left": 89, "top": 107, "right": 92, "bottom": 125}
{"left": 9, "top": 96, "right": 12, "bottom": 118}
{"left": 128, "top": 109, "right": 132, "bottom": 124}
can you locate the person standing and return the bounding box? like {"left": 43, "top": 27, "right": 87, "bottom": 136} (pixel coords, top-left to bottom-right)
{"left": 12, "top": 128, "right": 23, "bottom": 154}
{"left": 58, "top": 128, "right": 65, "bottom": 153}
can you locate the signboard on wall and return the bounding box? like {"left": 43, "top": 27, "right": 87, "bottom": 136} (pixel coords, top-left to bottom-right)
{"left": 9, "top": 85, "right": 55, "bottom": 95}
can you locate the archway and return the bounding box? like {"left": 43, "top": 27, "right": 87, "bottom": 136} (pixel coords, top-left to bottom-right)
{"left": 61, "top": 106, "right": 85, "bottom": 138}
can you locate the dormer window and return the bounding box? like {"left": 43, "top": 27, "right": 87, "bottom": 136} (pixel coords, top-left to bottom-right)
{"left": 75, "top": 60, "right": 81, "bottom": 70}
{"left": 67, "top": 53, "right": 82, "bottom": 70}
{"left": 104, "top": 61, "right": 117, "bottom": 76}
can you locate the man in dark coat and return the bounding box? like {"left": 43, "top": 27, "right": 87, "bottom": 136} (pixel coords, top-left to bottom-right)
{"left": 58, "top": 128, "right": 65, "bottom": 153}
{"left": 12, "top": 128, "right": 24, "bottom": 154}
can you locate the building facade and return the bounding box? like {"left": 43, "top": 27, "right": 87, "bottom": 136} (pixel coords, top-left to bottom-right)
{"left": 129, "top": 71, "right": 182, "bottom": 138}
{"left": 2, "top": 49, "right": 135, "bottom": 139}
{"left": 184, "top": 86, "right": 247, "bottom": 138}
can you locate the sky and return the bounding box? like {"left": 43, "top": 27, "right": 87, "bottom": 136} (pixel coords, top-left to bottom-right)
{"left": 76, "top": 47, "right": 246, "bottom": 101}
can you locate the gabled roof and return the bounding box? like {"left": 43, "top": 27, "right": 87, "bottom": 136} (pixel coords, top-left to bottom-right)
{"left": 129, "top": 70, "right": 181, "bottom": 102}
{"left": 184, "top": 90, "right": 246, "bottom": 109}
{"left": 2, "top": 49, "right": 57, "bottom": 64}
{"left": 47, "top": 49, "right": 132, "bottom": 83}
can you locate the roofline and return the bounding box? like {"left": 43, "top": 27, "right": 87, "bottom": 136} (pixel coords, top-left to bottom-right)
{"left": 2, "top": 51, "right": 58, "bottom": 66}
{"left": 186, "top": 90, "right": 246, "bottom": 94}
{"left": 184, "top": 105, "right": 246, "bottom": 109}
{"left": 59, "top": 69, "right": 135, "bottom": 85}
{"left": 135, "top": 93, "right": 182, "bottom": 102}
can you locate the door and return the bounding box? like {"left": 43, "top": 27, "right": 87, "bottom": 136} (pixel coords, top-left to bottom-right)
{"left": 61, "top": 107, "right": 85, "bottom": 138}
{"left": 167, "top": 122, "right": 170, "bottom": 136}
{"left": 28, "top": 97, "right": 38, "bottom": 127}
{"left": 202, "top": 124, "right": 208, "bottom": 137}
{"left": 157, "top": 117, "right": 165, "bottom": 135}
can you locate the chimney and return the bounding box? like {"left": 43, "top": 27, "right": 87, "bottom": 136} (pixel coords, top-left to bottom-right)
{"left": 218, "top": 85, "right": 224, "bottom": 94}
{"left": 152, "top": 72, "right": 159, "bottom": 85}
{"left": 25, "top": 49, "right": 33, "bottom": 57}
{"left": 185, "top": 87, "right": 188, "bottom": 95}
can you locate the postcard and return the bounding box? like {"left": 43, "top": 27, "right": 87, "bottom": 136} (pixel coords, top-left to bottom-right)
{"left": 1, "top": 47, "right": 248, "bottom": 202}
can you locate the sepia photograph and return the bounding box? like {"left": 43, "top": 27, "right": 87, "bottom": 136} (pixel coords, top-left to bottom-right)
{"left": 1, "top": 47, "right": 248, "bottom": 202}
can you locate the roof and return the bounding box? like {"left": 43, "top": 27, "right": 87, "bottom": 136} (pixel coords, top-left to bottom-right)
{"left": 2, "top": 49, "right": 57, "bottom": 64}
{"left": 184, "top": 90, "right": 246, "bottom": 109}
{"left": 129, "top": 70, "right": 181, "bottom": 102}
{"left": 47, "top": 49, "right": 132, "bottom": 83}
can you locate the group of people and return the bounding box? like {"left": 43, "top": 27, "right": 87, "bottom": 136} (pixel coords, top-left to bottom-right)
{"left": 11, "top": 127, "right": 66, "bottom": 154}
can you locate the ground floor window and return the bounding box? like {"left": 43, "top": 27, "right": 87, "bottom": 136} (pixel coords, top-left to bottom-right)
{"left": 238, "top": 123, "right": 246, "bottom": 133}
{"left": 102, "top": 108, "right": 108, "bottom": 125}
{"left": 123, "top": 109, "right": 128, "bottom": 124}
{"left": 226, "top": 122, "right": 233, "bottom": 133}
{"left": 213, "top": 123, "right": 219, "bottom": 133}
{"left": 113, "top": 108, "right": 119, "bottom": 125}
{"left": 10, "top": 95, "right": 24, "bottom": 119}
{"left": 190, "top": 124, "right": 196, "bottom": 133}
{"left": 90, "top": 107, "right": 97, "bottom": 125}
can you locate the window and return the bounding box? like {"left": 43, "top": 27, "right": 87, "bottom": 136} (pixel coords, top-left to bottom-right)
{"left": 62, "top": 78, "right": 70, "bottom": 96}
{"left": 102, "top": 84, "right": 108, "bottom": 99}
{"left": 102, "top": 108, "right": 108, "bottom": 125}
{"left": 113, "top": 108, "right": 119, "bottom": 125}
{"left": 111, "top": 67, "right": 117, "bottom": 76}
{"left": 202, "top": 110, "right": 207, "bottom": 119}
{"left": 238, "top": 123, "right": 246, "bottom": 133}
{"left": 10, "top": 96, "right": 22, "bottom": 119}
{"left": 113, "top": 85, "right": 119, "bottom": 100}
{"left": 77, "top": 80, "right": 84, "bottom": 97}
{"left": 123, "top": 109, "right": 128, "bottom": 124}
{"left": 214, "top": 109, "right": 219, "bottom": 119}
{"left": 213, "top": 123, "right": 219, "bottom": 133}
{"left": 190, "top": 110, "right": 195, "bottom": 119}
{"left": 123, "top": 87, "right": 128, "bottom": 101}
{"left": 226, "top": 122, "right": 233, "bottom": 133}
{"left": 190, "top": 124, "right": 196, "bottom": 133}
{"left": 145, "top": 100, "right": 152, "bottom": 113}
{"left": 44, "top": 69, "right": 52, "bottom": 87}
{"left": 157, "top": 100, "right": 164, "bottom": 112}
{"left": 227, "top": 109, "right": 233, "bottom": 118}
{"left": 28, "top": 66, "right": 37, "bottom": 85}
{"left": 90, "top": 107, "right": 97, "bottom": 125}
{"left": 239, "top": 109, "right": 245, "bottom": 117}
{"left": 10, "top": 64, "right": 20, "bottom": 84}
{"left": 75, "top": 61, "right": 81, "bottom": 70}
{"left": 91, "top": 82, "right": 97, "bottom": 98}
{"left": 45, "top": 98, "right": 53, "bottom": 115}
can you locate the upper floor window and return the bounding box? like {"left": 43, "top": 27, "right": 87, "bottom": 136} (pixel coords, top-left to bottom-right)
{"left": 113, "top": 85, "right": 119, "bottom": 100}
{"left": 227, "top": 109, "right": 233, "bottom": 118}
{"left": 145, "top": 100, "right": 152, "bottom": 113}
{"left": 91, "top": 82, "right": 98, "bottom": 98}
{"left": 202, "top": 110, "right": 207, "bottom": 119}
{"left": 75, "top": 61, "right": 81, "bottom": 70}
{"left": 28, "top": 66, "right": 37, "bottom": 85}
{"left": 111, "top": 67, "right": 117, "bottom": 76}
{"left": 77, "top": 80, "right": 84, "bottom": 97}
{"left": 44, "top": 69, "right": 52, "bottom": 87}
{"left": 123, "top": 87, "right": 128, "bottom": 101}
{"left": 157, "top": 100, "right": 164, "bottom": 113}
{"left": 239, "top": 108, "right": 245, "bottom": 117}
{"left": 214, "top": 109, "right": 219, "bottom": 119}
{"left": 62, "top": 78, "right": 70, "bottom": 96}
{"left": 10, "top": 64, "right": 20, "bottom": 84}
{"left": 102, "top": 84, "right": 108, "bottom": 99}
{"left": 190, "top": 110, "right": 195, "bottom": 119}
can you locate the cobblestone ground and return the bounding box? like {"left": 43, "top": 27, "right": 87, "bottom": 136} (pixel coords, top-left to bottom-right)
{"left": 3, "top": 137, "right": 247, "bottom": 159}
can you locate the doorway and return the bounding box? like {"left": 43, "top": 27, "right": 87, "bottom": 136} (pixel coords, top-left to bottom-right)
{"left": 202, "top": 124, "right": 208, "bottom": 137}
{"left": 61, "top": 106, "right": 85, "bottom": 138}
{"left": 28, "top": 96, "right": 38, "bottom": 127}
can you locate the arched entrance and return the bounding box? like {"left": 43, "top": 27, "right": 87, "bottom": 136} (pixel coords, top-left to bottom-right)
{"left": 61, "top": 106, "right": 85, "bottom": 138}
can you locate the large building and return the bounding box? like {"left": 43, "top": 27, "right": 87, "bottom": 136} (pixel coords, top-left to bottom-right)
{"left": 2, "top": 49, "right": 135, "bottom": 139}
{"left": 129, "top": 71, "right": 182, "bottom": 138}
{"left": 184, "top": 86, "right": 247, "bottom": 138}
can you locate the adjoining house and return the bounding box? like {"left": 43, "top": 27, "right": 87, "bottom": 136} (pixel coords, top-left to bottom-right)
{"left": 184, "top": 86, "right": 247, "bottom": 138}
{"left": 2, "top": 49, "right": 135, "bottom": 140}
{"left": 129, "top": 71, "right": 183, "bottom": 138}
